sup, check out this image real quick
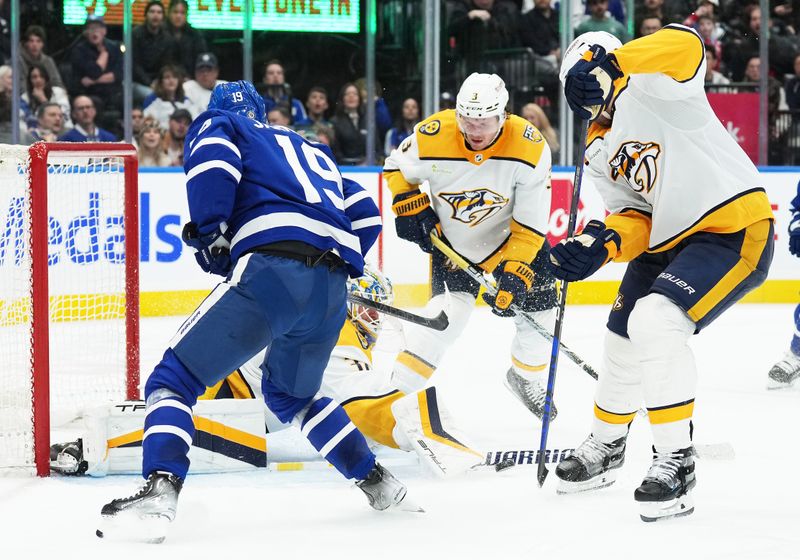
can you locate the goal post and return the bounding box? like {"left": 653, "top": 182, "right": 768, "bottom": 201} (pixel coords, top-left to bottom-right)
{"left": 0, "top": 142, "right": 139, "bottom": 476}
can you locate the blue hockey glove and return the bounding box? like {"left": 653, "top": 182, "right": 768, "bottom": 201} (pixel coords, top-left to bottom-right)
{"left": 789, "top": 211, "right": 800, "bottom": 257}
{"left": 564, "top": 45, "right": 624, "bottom": 121}
{"left": 392, "top": 189, "right": 440, "bottom": 253}
{"left": 482, "top": 260, "right": 534, "bottom": 317}
{"left": 182, "top": 222, "right": 233, "bottom": 276}
{"left": 549, "top": 220, "right": 621, "bottom": 282}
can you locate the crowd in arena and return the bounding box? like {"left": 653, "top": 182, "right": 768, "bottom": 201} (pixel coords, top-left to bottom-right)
{"left": 0, "top": 0, "right": 797, "bottom": 165}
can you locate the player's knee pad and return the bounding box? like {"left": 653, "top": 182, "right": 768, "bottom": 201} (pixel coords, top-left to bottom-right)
{"left": 593, "top": 331, "right": 643, "bottom": 432}
{"left": 627, "top": 293, "right": 694, "bottom": 357}
{"left": 296, "top": 395, "right": 376, "bottom": 480}
{"left": 510, "top": 308, "right": 555, "bottom": 373}
{"left": 392, "top": 292, "right": 475, "bottom": 393}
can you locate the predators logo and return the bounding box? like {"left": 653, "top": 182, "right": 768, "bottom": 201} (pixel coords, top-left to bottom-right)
{"left": 439, "top": 188, "right": 509, "bottom": 226}
{"left": 608, "top": 140, "right": 662, "bottom": 194}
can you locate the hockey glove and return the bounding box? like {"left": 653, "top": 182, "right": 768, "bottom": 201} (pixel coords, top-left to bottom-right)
{"left": 789, "top": 211, "right": 800, "bottom": 257}
{"left": 182, "top": 221, "right": 233, "bottom": 276}
{"left": 564, "top": 45, "right": 624, "bottom": 121}
{"left": 482, "top": 260, "right": 534, "bottom": 317}
{"left": 392, "top": 189, "right": 440, "bottom": 253}
{"left": 549, "top": 220, "right": 621, "bottom": 282}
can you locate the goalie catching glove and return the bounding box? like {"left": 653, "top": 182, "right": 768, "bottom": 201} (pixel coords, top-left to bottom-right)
{"left": 549, "top": 220, "right": 620, "bottom": 282}
{"left": 182, "top": 221, "right": 234, "bottom": 276}
{"left": 482, "top": 260, "right": 534, "bottom": 317}
{"left": 564, "top": 45, "right": 623, "bottom": 121}
{"left": 392, "top": 189, "right": 440, "bottom": 253}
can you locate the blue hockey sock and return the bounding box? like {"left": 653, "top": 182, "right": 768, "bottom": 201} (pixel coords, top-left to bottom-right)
{"left": 142, "top": 349, "right": 206, "bottom": 480}
{"left": 791, "top": 304, "right": 800, "bottom": 356}
{"left": 299, "top": 396, "right": 376, "bottom": 480}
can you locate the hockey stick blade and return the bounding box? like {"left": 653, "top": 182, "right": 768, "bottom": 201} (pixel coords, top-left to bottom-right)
{"left": 429, "top": 231, "right": 598, "bottom": 380}
{"left": 347, "top": 294, "right": 449, "bottom": 331}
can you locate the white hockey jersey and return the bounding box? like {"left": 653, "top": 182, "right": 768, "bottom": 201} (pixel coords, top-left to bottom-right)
{"left": 586, "top": 24, "right": 774, "bottom": 261}
{"left": 384, "top": 110, "right": 552, "bottom": 271}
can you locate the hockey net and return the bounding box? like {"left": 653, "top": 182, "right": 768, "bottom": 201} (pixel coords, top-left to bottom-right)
{"left": 0, "top": 143, "right": 139, "bottom": 476}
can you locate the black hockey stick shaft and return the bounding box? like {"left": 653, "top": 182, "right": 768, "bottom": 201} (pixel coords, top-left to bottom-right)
{"left": 429, "top": 231, "right": 598, "bottom": 380}
{"left": 347, "top": 294, "right": 449, "bottom": 331}
{"left": 537, "top": 120, "right": 591, "bottom": 487}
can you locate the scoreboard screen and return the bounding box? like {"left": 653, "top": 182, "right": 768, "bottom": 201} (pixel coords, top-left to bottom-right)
{"left": 63, "top": 0, "right": 361, "bottom": 33}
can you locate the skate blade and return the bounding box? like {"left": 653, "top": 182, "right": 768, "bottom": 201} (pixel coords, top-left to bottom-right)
{"left": 556, "top": 471, "right": 618, "bottom": 495}
{"left": 766, "top": 377, "right": 796, "bottom": 390}
{"left": 638, "top": 493, "right": 694, "bottom": 522}
{"left": 96, "top": 512, "right": 171, "bottom": 544}
{"left": 392, "top": 496, "right": 426, "bottom": 514}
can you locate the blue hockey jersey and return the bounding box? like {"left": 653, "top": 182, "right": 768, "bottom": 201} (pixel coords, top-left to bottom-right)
{"left": 183, "top": 109, "right": 381, "bottom": 276}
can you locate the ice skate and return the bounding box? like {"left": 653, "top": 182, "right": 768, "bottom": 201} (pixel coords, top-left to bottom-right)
{"left": 96, "top": 472, "right": 183, "bottom": 543}
{"left": 504, "top": 368, "right": 557, "bottom": 421}
{"left": 49, "top": 439, "right": 87, "bottom": 475}
{"left": 767, "top": 351, "right": 800, "bottom": 389}
{"left": 555, "top": 434, "right": 626, "bottom": 494}
{"left": 356, "top": 462, "right": 423, "bottom": 513}
{"left": 635, "top": 447, "right": 696, "bottom": 522}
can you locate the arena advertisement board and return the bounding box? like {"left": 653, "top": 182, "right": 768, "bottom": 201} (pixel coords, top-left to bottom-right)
{"left": 64, "top": 0, "right": 361, "bottom": 33}
{"left": 0, "top": 167, "right": 795, "bottom": 316}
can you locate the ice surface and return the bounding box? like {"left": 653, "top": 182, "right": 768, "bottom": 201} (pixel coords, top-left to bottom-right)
{"left": 2, "top": 304, "right": 799, "bottom": 559}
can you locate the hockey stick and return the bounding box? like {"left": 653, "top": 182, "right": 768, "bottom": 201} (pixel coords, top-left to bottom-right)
{"left": 429, "top": 231, "right": 599, "bottom": 380}
{"left": 537, "top": 120, "right": 591, "bottom": 487}
{"left": 347, "top": 294, "right": 449, "bottom": 331}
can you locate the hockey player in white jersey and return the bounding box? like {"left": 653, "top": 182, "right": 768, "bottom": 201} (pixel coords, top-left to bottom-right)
{"left": 53, "top": 268, "right": 483, "bottom": 480}
{"left": 767, "top": 181, "right": 800, "bottom": 387}
{"left": 551, "top": 28, "right": 774, "bottom": 521}
{"left": 383, "top": 73, "right": 559, "bottom": 421}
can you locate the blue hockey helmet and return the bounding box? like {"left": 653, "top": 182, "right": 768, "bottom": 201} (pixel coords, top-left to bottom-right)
{"left": 208, "top": 80, "right": 266, "bottom": 123}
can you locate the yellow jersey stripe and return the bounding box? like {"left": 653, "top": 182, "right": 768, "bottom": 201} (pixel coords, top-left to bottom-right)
{"left": 342, "top": 390, "right": 405, "bottom": 449}
{"left": 396, "top": 350, "right": 436, "bottom": 380}
{"left": 647, "top": 399, "right": 695, "bottom": 425}
{"left": 511, "top": 356, "right": 547, "bottom": 372}
{"left": 594, "top": 403, "right": 637, "bottom": 425}
{"left": 688, "top": 219, "right": 772, "bottom": 322}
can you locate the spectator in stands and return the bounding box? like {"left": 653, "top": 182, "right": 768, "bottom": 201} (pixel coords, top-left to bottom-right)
{"left": 638, "top": 15, "right": 663, "bottom": 37}
{"left": 268, "top": 105, "right": 292, "bottom": 127}
{"left": 448, "top": 0, "right": 521, "bottom": 73}
{"left": 143, "top": 64, "right": 197, "bottom": 129}
{"left": 165, "top": 0, "right": 208, "bottom": 77}
{"left": 183, "top": 53, "right": 224, "bottom": 112}
{"left": 70, "top": 15, "right": 123, "bottom": 112}
{"left": 21, "top": 63, "right": 71, "bottom": 130}
{"left": 698, "top": 15, "right": 724, "bottom": 70}
{"left": 519, "top": 0, "right": 560, "bottom": 61}
{"left": 639, "top": 0, "right": 680, "bottom": 25}
{"left": 575, "top": 0, "right": 627, "bottom": 42}
{"left": 60, "top": 95, "right": 117, "bottom": 142}
{"left": 0, "top": 1, "right": 9, "bottom": 66}
{"left": 331, "top": 82, "right": 371, "bottom": 166}
{"left": 704, "top": 44, "right": 730, "bottom": 87}
{"left": 355, "top": 77, "right": 392, "bottom": 138}
{"left": 258, "top": 60, "right": 307, "bottom": 124}
{"left": 162, "top": 108, "right": 192, "bottom": 166}
{"left": 132, "top": 107, "right": 145, "bottom": 136}
{"left": 0, "top": 67, "right": 11, "bottom": 142}
{"left": 743, "top": 55, "right": 788, "bottom": 145}
{"left": 682, "top": 0, "right": 718, "bottom": 31}
{"left": 294, "top": 86, "right": 332, "bottom": 128}
{"left": 132, "top": 0, "right": 176, "bottom": 103}
{"left": 17, "top": 25, "right": 64, "bottom": 93}
{"left": 521, "top": 101, "right": 560, "bottom": 155}
{"left": 137, "top": 118, "right": 171, "bottom": 167}
{"left": 786, "top": 53, "right": 800, "bottom": 110}
{"left": 22, "top": 102, "right": 64, "bottom": 144}
{"left": 384, "top": 97, "right": 420, "bottom": 157}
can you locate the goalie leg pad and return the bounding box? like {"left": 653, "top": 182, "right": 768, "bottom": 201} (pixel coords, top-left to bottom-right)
{"left": 391, "top": 291, "right": 475, "bottom": 393}
{"left": 391, "top": 386, "right": 484, "bottom": 478}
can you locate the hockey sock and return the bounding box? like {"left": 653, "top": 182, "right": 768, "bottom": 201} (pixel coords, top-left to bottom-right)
{"left": 791, "top": 303, "right": 800, "bottom": 356}
{"left": 142, "top": 349, "right": 206, "bottom": 480}
{"left": 299, "top": 396, "right": 376, "bottom": 480}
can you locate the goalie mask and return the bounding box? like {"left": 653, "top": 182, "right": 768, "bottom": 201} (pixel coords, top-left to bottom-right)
{"left": 455, "top": 73, "right": 509, "bottom": 151}
{"left": 208, "top": 80, "right": 267, "bottom": 123}
{"left": 347, "top": 266, "right": 394, "bottom": 348}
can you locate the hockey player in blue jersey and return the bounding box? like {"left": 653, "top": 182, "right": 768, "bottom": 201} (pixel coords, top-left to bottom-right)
{"left": 98, "top": 81, "right": 417, "bottom": 543}
{"left": 767, "top": 182, "right": 800, "bottom": 388}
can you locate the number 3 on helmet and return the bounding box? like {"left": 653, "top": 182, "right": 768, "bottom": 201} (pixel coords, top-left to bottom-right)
{"left": 208, "top": 80, "right": 267, "bottom": 123}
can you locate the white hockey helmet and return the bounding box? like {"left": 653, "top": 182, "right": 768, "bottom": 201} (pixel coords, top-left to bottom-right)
{"left": 456, "top": 72, "right": 509, "bottom": 123}
{"left": 346, "top": 265, "right": 394, "bottom": 347}
{"left": 559, "top": 31, "right": 623, "bottom": 88}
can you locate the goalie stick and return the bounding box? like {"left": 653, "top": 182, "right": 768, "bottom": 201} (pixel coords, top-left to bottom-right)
{"left": 429, "top": 231, "right": 598, "bottom": 380}
{"left": 347, "top": 293, "right": 449, "bottom": 331}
